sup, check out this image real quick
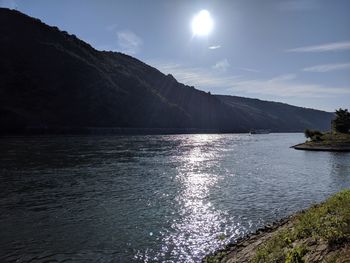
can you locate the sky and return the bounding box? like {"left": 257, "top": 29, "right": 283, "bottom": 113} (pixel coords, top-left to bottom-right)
{"left": 1, "top": 0, "right": 350, "bottom": 112}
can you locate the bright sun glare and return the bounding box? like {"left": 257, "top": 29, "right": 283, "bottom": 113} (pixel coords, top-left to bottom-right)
{"left": 191, "top": 10, "right": 213, "bottom": 36}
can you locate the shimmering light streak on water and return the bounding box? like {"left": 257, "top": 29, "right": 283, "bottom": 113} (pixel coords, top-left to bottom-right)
{"left": 161, "top": 135, "right": 231, "bottom": 262}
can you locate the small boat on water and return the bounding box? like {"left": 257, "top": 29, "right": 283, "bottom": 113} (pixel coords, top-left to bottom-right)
{"left": 249, "top": 129, "right": 270, "bottom": 134}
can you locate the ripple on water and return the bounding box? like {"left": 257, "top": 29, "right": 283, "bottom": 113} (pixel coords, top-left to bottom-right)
{"left": 0, "top": 134, "right": 350, "bottom": 262}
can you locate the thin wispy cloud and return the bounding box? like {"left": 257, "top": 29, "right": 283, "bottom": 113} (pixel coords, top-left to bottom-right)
{"left": 117, "top": 30, "right": 143, "bottom": 55}
{"left": 287, "top": 41, "right": 350, "bottom": 52}
{"left": 208, "top": 45, "right": 221, "bottom": 50}
{"left": 238, "top": 67, "right": 260, "bottom": 73}
{"left": 148, "top": 60, "right": 350, "bottom": 99}
{"left": 303, "top": 63, "right": 350, "bottom": 73}
{"left": 229, "top": 75, "right": 350, "bottom": 98}
{"left": 213, "top": 59, "right": 230, "bottom": 72}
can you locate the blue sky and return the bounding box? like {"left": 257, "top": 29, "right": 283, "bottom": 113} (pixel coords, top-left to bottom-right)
{"left": 1, "top": 0, "right": 350, "bottom": 111}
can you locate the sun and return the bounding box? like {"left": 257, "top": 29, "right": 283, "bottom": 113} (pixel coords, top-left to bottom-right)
{"left": 191, "top": 10, "right": 213, "bottom": 36}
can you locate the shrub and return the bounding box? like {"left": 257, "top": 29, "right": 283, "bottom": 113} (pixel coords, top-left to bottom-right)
{"left": 304, "top": 129, "right": 312, "bottom": 138}
{"left": 285, "top": 245, "right": 308, "bottom": 263}
{"left": 304, "top": 129, "right": 323, "bottom": 141}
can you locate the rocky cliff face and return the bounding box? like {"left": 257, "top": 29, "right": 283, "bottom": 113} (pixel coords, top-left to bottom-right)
{"left": 0, "top": 8, "right": 334, "bottom": 134}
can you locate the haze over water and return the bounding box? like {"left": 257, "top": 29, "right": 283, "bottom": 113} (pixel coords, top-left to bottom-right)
{"left": 0, "top": 134, "right": 349, "bottom": 262}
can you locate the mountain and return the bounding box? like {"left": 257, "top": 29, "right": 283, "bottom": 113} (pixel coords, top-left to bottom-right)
{"left": 216, "top": 95, "right": 333, "bottom": 132}
{"left": 0, "top": 8, "right": 334, "bottom": 134}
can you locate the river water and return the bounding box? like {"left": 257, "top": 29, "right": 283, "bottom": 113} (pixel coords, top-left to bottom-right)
{"left": 0, "top": 133, "right": 349, "bottom": 262}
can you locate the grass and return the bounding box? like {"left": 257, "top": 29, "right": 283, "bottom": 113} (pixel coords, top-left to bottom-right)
{"left": 205, "top": 251, "right": 228, "bottom": 263}
{"left": 252, "top": 189, "right": 350, "bottom": 263}
{"left": 305, "top": 132, "right": 350, "bottom": 145}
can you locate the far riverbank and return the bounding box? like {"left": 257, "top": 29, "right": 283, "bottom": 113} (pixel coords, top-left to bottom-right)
{"left": 292, "top": 132, "right": 350, "bottom": 152}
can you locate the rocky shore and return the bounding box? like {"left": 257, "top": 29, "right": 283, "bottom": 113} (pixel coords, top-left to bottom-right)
{"left": 204, "top": 217, "right": 294, "bottom": 263}
{"left": 204, "top": 190, "right": 350, "bottom": 263}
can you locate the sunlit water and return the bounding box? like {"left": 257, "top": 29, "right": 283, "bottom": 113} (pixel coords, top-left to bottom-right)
{"left": 0, "top": 134, "right": 349, "bottom": 262}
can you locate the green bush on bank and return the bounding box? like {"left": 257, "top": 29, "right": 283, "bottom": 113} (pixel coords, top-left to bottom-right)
{"left": 304, "top": 129, "right": 323, "bottom": 141}
{"left": 253, "top": 189, "right": 350, "bottom": 263}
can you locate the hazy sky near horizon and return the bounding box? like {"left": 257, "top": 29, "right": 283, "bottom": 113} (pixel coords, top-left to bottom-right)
{"left": 1, "top": 0, "right": 350, "bottom": 111}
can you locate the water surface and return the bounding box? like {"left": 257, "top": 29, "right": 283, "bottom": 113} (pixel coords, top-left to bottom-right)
{"left": 0, "top": 134, "right": 349, "bottom": 262}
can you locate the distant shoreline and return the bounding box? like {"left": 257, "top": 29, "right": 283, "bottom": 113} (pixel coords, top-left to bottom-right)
{"left": 0, "top": 127, "right": 220, "bottom": 136}
{"left": 0, "top": 127, "right": 304, "bottom": 136}
{"left": 292, "top": 142, "right": 350, "bottom": 152}
{"left": 291, "top": 132, "right": 350, "bottom": 152}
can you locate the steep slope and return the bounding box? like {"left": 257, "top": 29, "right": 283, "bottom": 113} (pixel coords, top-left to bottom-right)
{"left": 216, "top": 95, "right": 333, "bottom": 132}
{"left": 0, "top": 8, "right": 334, "bottom": 134}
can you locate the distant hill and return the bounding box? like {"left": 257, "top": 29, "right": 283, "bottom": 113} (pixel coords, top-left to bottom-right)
{"left": 0, "top": 8, "right": 334, "bottom": 134}
{"left": 216, "top": 95, "right": 333, "bottom": 132}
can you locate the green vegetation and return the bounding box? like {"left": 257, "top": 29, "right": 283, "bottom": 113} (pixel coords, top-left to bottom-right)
{"left": 285, "top": 245, "right": 308, "bottom": 263}
{"left": 332, "top": 108, "right": 350, "bottom": 133}
{"left": 252, "top": 189, "right": 350, "bottom": 263}
{"left": 301, "top": 108, "right": 350, "bottom": 148}
{"left": 304, "top": 132, "right": 350, "bottom": 146}
{"left": 205, "top": 251, "right": 227, "bottom": 263}
{"left": 302, "top": 108, "right": 350, "bottom": 148}
{"left": 205, "top": 190, "right": 350, "bottom": 263}
{"left": 304, "top": 129, "right": 323, "bottom": 141}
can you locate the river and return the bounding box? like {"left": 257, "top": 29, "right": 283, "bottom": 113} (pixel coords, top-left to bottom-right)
{"left": 0, "top": 133, "right": 349, "bottom": 262}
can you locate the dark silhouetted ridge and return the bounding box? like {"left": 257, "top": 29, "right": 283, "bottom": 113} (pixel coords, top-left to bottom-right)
{"left": 0, "top": 8, "right": 334, "bottom": 134}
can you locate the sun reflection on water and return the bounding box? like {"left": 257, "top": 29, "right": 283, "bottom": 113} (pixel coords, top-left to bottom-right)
{"left": 158, "top": 134, "right": 238, "bottom": 262}
{"left": 135, "top": 134, "right": 251, "bottom": 262}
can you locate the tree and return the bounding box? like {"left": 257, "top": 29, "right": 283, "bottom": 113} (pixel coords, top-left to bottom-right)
{"left": 304, "top": 129, "right": 312, "bottom": 139}
{"left": 304, "top": 129, "right": 323, "bottom": 141}
{"left": 332, "top": 108, "right": 350, "bottom": 133}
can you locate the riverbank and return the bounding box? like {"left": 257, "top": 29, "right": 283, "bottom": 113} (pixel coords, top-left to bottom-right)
{"left": 292, "top": 143, "right": 350, "bottom": 152}
{"left": 292, "top": 132, "right": 350, "bottom": 152}
{"left": 204, "top": 189, "right": 350, "bottom": 263}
